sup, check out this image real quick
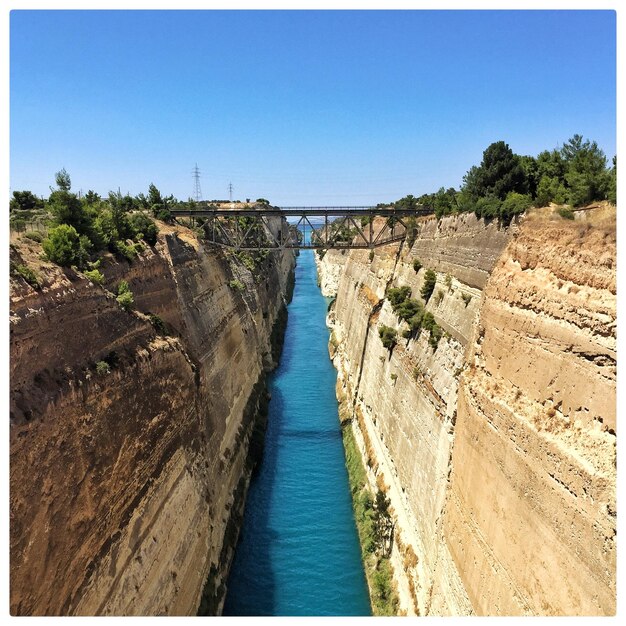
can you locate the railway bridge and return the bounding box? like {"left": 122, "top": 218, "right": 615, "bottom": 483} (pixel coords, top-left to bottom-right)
{"left": 170, "top": 205, "right": 432, "bottom": 250}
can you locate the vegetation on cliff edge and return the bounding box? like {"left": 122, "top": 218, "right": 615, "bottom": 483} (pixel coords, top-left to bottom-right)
{"left": 342, "top": 423, "right": 400, "bottom": 616}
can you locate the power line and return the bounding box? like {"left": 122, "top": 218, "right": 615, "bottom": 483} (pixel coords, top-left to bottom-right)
{"left": 192, "top": 163, "right": 202, "bottom": 202}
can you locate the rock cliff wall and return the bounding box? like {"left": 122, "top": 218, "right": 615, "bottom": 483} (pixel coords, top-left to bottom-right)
{"left": 10, "top": 223, "right": 295, "bottom": 616}
{"left": 318, "top": 208, "right": 615, "bottom": 616}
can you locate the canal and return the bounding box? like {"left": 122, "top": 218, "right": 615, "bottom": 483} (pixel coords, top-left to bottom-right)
{"left": 223, "top": 249, "right": 371, "bottom": 616}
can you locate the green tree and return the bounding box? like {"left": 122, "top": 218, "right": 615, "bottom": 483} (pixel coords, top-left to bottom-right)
{"left": 536, "top": 149, "right": 567, "bottom": 181}
{"left": 378, "top": 325, "right": 397, "bottom": 350}
{"left": 561, "top": 135, "right": 611, "bottom": 207}
{"left": 10, "top": 190, "right": 44, "bottom": 212}
{"left": 433, "top": 187, "right": 458, "bottom": 218}
{"left": 607, "top": 156, "right": 616, "bottom": 205}
{"left": 520, "top": 155, "right": 539, "bottom": 199}
{"left": 48, "top": 170, "right": 94, "bottom": 237}
{"left": 373, "top": 489, "right": 392, "bottom": 553}
{"left": 129, "top": 212, "right": 159, "bottom": 245}
{"left": 55, "top": 168, "right": 71, "bottom": 191}
{"left": 463, "top": 141, "right": 527, "bottom": 201}
{"left": 83, "top": 190, "right": 101, "bottom": 205}
{"left": 536, "top": 175, "right": 567, "bottom": 206}
{"left": 42, "top": 224, "right": 82, "bottom": 266}
{"left": 420, "top": 269, "right": 437, "bottom": 302}
{"left": 108, "top": 191, "right": 135, "bottom": 240}
{"left": 499, "top": 192, "right": 532, "bottom": 222}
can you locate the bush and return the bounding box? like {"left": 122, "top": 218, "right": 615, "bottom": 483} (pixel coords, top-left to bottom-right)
{"left": 149, "top": 313, "right": 169, "bottom": 335}
{"left": 116, "top": 291, "right": 134, "bottom": 311}
{"left": 420, "top": 269, "right": 437, "bottom": 302}
{"left": 536, "top": 175, "right": 567, "bottom": 206}
{"left": 461, "top": 292, "right": 472, "bottom": 306}
{"left": 128, "top": 212, "right": 159, "bottom": 245}
{"left": 412, "top": 259, "right": 422, "bottom": 273}
{"left": 386, "top": 286, "right": 411, "bottom": 308}
{"left": 474, "top": 195, "right": 502, "bottom": 219}
{"left": 42, "top": 224, "right": 82, "bottom": 266}
{"left": 116, "top": 280, "right": 134, "bottom": 311}
{"left": 557, "top": 207, "right": 575, "bottom": 220}
{"left": 84, "top": 269, "right": 105, "bottom": 285}
{"left": 95, "top": 360, "right": 111, "bottom": 375}
{"left": 378, "top": 325, "right": 397, "bottom": 350}
{"left": 113, "top": 239, "right": 138, "bottom": 262}
{"left": 229, "top": 279, "right": 245, "bottom": 291}
{"left": 422, "top": 312, "right": 443, "bottom": 350}
{"left": 395, "top": 298, "right": 422, "bottom": 323}
{"left": 23, "top": 231, "right": 44, "bottom": 243}
{"left": 500, "top": 192, "right": 532, "bottom": 222}
{"left": 11, "top": 263, "right": 40, "bottom": 289}
{"left": 369, "top": 250, "right": 375, "bottom": 262}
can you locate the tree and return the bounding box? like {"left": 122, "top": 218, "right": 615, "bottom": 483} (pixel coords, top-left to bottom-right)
{"left": 108, "top": 191, "right": 135, "bottom": 240}
{"left": 48, "top": 170, "right": 94, "bottom": 237}
{"left": 128, "top": 212, "right": 159, "bottom": 245}
{"left": 42, "top": 224, "right": 82, "bottom": 266}
{"left": 536, "top": 175, "right": 567, "bottom": 206}
{"left": 561, "top": 135, "right": 611, "bottom": 206}
{"left": 520, "top": 155, "right": 539, "bottom": 199}
{"left": 463, "top": 141, "right": 528, "bottom": 201}
{"left": 378, "top": 325, "right": 397, "bottom": 350}
{"left": 608, "top": 156, "right": 616, "bottom": 205}
{"left": 55, "top": 168, "right": 71, "bottom": 191}
{"left": 420, "top": 269, "right": 437, "bottom": 302}
{"left": 536, "top": 149, "right": 567, "bottom": 182}
{"left": 10, "top": 190, "right": 44, "bottom": 212}
{"left": 433, "top": 187, "right": 458, "bottom": 218}
{"left": 395, "top": 194, "right": 418, "bottom": 210}
{"left": 83, "top": 190, "right": 101, "bottom": 205}
{"left": 499, "top": 192, "right": 532, "bottom": 222}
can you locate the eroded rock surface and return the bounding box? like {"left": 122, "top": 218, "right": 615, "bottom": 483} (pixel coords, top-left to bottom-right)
{"left": 319, "top": 208, "right": 615, "bottom": 616}
{"left": 10, "top": 224, "right": 294, "bottom": 616}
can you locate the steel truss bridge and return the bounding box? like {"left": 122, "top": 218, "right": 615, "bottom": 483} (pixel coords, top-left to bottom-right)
{"left": 170, "top": 205, "right": 432, "bottom": 250}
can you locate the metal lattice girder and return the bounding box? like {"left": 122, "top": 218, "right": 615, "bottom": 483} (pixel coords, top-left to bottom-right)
{"left": 175, "top": 205, "right": 431, "bottom": 250}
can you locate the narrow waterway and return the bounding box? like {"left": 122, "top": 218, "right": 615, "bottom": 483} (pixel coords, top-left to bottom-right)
{"left": 223, "top": 250, "right": 371, "bottom": 616}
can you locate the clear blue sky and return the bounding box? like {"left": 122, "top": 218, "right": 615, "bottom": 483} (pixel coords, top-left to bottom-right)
{"left": 10, "top": 10, "right": 616, "bottom": 205}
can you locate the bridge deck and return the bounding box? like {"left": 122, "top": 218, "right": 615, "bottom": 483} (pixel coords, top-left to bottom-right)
{"left": 170, "top": 205, "right": 432, "bottom": 250}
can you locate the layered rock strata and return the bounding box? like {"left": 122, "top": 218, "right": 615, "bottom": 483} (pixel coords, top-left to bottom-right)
{"left": 10, "top": 223, "right": 294, "bottom": 616}
{"left": 319, "top": 208, "right": 616, "bottom": 616}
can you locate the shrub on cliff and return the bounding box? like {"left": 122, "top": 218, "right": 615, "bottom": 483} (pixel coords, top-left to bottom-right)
{"left": 420, "top": 269, "right": 437, "bottom": 302}
{"left": 128, "top": 212, "right": 159, "bottom": 246}
{"left": 412, "top": 259, "right": 422, "bottom": 273}
{"left": 423, "top": 311, "right": 443, "bottom": 350}
{"left": 229, "top": 279, "right": 245, "bottom": 292}
{"left": 11, "top": 263, "right": 40, "bottom": 289}
{"left": 84, "top": 268, "right": 105, "bottom": 285}
{"left": 43, "top": 224, "right": 89, "bottom": 267}
{"left": 378, "top": 325, "right": 397, "bottom": 350}
{"left": 386, "top": 286, "right": 411, "bottom": 308}
{"left": 395, "top": 298, "right": 422, "bottom": 324}
{"left": 116, "top": 280, "right": 134, "bottom": 311}
{"left": 95, "top": 360, "right": 111, "bottom": 375}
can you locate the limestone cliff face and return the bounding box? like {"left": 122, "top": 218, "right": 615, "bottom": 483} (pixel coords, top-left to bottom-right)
{"left": 10, "top": 224, "right": 294, "bottom": 616}
{"left": 319, "top": 208, "right": 615, "bottom": 616}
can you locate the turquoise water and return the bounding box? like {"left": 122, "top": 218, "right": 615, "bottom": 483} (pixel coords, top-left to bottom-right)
{"left": 223, "top": 250, "right": 371, "bottom": 616}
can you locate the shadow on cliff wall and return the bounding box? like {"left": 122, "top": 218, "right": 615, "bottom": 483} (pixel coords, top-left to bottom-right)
{"left": 221, "top": 385, "right": 286, "bottom": 615}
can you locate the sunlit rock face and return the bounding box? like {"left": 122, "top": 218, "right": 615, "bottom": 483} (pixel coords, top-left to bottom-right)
{"left": 318, "top": 207, "right": 615, "bottom": 616}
